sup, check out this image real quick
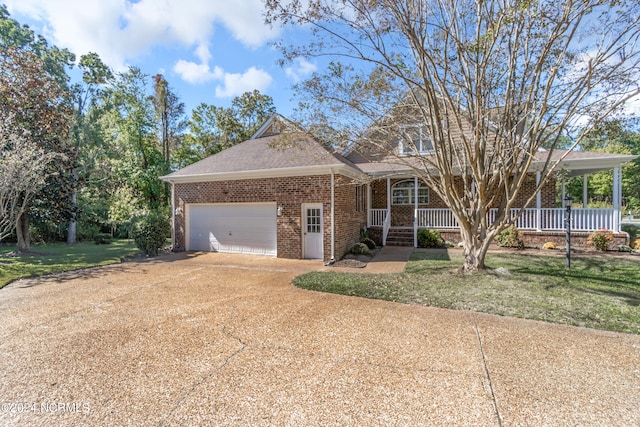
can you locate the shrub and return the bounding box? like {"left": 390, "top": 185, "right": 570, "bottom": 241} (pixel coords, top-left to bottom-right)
{"left": 94, "top": 233, "right": 112, "bottom": 245}
{"left": 132, "top": 211, "right": 170, "bottom": 256}
{"left": 587, "top": 228, "right": 614, "bottom": 251}
{"left": 417, "top": 229, "right": 443, "bottom": 248}
{"left": 360, "top": 237, "right": 376, "bottom": 250}
{"left": 542, "top": 242, "right": 557, "bottom": 250}
{"left": 350, "top": 242, "right": 370, "bottom": 255}
{"left": 496, "top": 225, "right": 524, "bottom": 249}
{"left": 633, "top": 239, "right": 640, "bottom": 250}
{"left": 618, "top": 244, "right": 633, "bottom": 253}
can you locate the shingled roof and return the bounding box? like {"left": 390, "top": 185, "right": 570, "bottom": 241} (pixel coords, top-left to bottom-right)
{"left": 161, "top": 132, "right": 362, "bottom": 183}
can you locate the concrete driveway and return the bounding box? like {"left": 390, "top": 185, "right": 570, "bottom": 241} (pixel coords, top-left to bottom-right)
{"left": 1, "top": 252, "right": 638, "bottom": 426}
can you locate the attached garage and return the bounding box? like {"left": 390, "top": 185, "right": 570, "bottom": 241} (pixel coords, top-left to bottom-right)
{"left": 186, "top": 203, "right": 277, "bottom": 256}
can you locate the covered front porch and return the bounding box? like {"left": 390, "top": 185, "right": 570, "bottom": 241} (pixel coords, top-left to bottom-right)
{"left": 366, "top": 166, "right": 629, "bottom": 247}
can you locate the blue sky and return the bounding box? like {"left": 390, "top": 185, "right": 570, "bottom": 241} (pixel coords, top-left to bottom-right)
{"left": 4, "top": 0, "right": 317, "bottom": 117}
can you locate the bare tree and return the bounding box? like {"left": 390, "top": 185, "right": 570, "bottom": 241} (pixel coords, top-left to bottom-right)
{"left": 0, "top": 116, "right": 58, "bottom": 246}
{"left": 266, "top": 0, "right": 640, "bottom": 271}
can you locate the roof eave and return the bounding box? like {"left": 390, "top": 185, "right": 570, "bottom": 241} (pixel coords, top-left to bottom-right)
{"left": 160, "top": 163, "right": 363, "bottom": 183}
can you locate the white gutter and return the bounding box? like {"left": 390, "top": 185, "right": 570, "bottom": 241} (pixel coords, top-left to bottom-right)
{"left": 159, "top": 163, "right": 364, "bottom": 184}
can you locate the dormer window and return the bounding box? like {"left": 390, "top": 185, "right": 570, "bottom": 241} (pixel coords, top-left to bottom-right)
{"left": 399, "top": 125, "right": 434, "bottom": 156}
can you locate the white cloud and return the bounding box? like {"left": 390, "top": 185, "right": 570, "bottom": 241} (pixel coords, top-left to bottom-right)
{"left": 173, "top": 60, "right": 224, "bottom": 84}
{"left": 4, "top": 0, "right": 279, "bottom": 70}
{"left": 285, "top": 58, "right": 317, "bottom": 83}
{"left": 173, "top": 44, "right": 272, "bottom": 97}
{"left": 215, "top": 67, "right": 273, "bottom": 98}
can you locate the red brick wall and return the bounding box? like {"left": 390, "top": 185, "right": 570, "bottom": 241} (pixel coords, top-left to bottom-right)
{"left": 173, "top": 174, "right": 365, "bottom": 262}
{"left": 334, "top": 176, "right": 368, "bottom": 259}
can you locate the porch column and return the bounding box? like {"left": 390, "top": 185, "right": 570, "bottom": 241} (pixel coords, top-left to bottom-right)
{"left": 536, "top": 171, "right": 542, "bottom": 231}
{"left": 414, "top": 176, "right": 418, "bottom": 247}
{"left": 613, "top": 167, "right": 622, "bottom": 232}
{"left": 583, "top": 175, "right": 589, "bottom": 208}
{"left": 386, "top": 177, "right": 391, "bottom": 212}
{"left": 561, "top": 179, "right": 566, "bottom": 208}
{"left": 367, "top": 183, "right": 372, "bottom": 227}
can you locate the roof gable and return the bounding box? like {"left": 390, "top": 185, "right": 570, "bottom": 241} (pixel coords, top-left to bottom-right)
{"left": 162, "top": 124, "right": 363, "bottom": 183}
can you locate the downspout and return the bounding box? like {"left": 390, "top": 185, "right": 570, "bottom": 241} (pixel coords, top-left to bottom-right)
{"left": 170, "top": 181, "right": 176, "bottom": 251}
{"left": 414, "top": 176, "right": 418, "bottom": 247}
{"left": 330, "top": 170, "right": 335, "bottom": 263}
{"left": 613, "top": 166, "right": 621, "bottom": 232}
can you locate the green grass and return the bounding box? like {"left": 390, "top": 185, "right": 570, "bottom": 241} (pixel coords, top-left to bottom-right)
{"left": 0, "top": 240, "right": 141, "bottom": 288}
{"left": 293, "top": 250, "right": 640, "bottom": 334}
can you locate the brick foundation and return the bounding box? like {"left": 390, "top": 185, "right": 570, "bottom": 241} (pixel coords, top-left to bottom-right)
{"left": 367, "top": 227, "right": 628, "bottom": 249}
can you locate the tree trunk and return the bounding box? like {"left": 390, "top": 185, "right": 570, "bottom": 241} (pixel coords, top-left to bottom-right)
{"left": 16, "top": 212, "right": 31, "bottom": 253}
{"left": 458, "top": 224, "right": 490, "bottom": 272}
{"left": 67, "top": 169, "right": 78, "bottom": 245}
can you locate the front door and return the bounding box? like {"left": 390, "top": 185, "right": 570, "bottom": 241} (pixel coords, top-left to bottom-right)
{"left": 303, "top": 204, "right": 323, "bottom": 259}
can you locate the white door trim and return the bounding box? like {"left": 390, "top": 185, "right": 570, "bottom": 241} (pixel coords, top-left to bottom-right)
{"left": 302, "top": 203, "right": 323, "bottom": 259}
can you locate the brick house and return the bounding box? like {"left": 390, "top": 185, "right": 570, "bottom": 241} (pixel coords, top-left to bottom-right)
{"left": 162, "top": 115, "right": 636, "bottom": 262}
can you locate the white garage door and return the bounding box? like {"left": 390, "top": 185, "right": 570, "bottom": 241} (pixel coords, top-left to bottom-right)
{"left": 186, "top": 203, "right": 277, "bottom": 256}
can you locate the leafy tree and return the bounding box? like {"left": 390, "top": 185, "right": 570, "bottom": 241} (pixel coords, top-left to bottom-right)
{"left": 67, "top": 52, "right": 114, "bottom": 244}
{"left": 101, "top": 67, "right": 164, "bottom": 210}
{"left": 0, "top": 115, "right": 58, "bottom": 242}
{"left": 266, "top": 0, "right": 640, "bottom": 272}
{"left": 0, "top": 47, "right": 73, "bottom": 251}
{"left": 566, "top": 118, "right": 640, "bottom": 212}
{"left": 1, "top": 7, "right": 75, "bottom": 251}
{"left": 177, "top": 90, "right": 275, "bottom": 167}
{"left": 151, "top": 74, "right": 187, "bottom": 204}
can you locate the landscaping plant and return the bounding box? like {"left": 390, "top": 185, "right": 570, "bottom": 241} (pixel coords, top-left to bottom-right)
{"left": 132, "top": 211, "right": 170, "bottom": 256}
{"left": 417, "top": 229, "right": 443, "bottom": 248}
{"left": 496, "top": 225, "right": 524, "bottom": 249}
{"left": 350, "top": 242, "right": 370, "bottom": 255}
{"left": 587, "top": 228, "right": 614, "bottom": 251}
{"left": 360, "top": 237, "right": 376, "bottom": 250}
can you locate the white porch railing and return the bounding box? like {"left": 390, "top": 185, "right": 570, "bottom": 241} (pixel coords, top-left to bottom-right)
{"left": 382, "top": 209, "right": 391, "bottom": 245}
{"left": 416, "top": 208, "right": 459, "bottom": 229}
{"left": 408, "top": 208, "right": 617, "bottom": 232}
{"left": 369, "top": 208, "right": 392, "bottom": 244}
{"left": 368, "top": 208, "right": 387, "bottom": 227}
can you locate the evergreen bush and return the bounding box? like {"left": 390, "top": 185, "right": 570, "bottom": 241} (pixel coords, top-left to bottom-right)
{"left": 360, "top": 237, "right": 376, "bottom": 250}
{"left": 132, "top": 211, "right": 170, "bottom": 256}
{"left": 350, "top": 242, "right": 370, "bottom": 255}
{"left": 417, "top": 229, "right": 443, "bottom": 248}
{"left": 94, "top": 233, "right": 112, "bottom": 245}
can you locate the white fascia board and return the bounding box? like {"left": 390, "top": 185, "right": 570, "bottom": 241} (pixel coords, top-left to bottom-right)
{"left": 160, "top": 164, "right": 361, "bottom": 183}
{"left": 531, "top": 154, "right": 638, "bottom": 172}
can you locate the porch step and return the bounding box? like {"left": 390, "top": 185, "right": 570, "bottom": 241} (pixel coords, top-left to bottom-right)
{"left": 385, "top": 228, "right": 415, "bottom": 247}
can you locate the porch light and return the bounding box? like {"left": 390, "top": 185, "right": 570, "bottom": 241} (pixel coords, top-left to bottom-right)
{"left": 277, "top": 206, "right": 283, "bottom": 216}
{"left": 565, "top": 195, "right": 573, "bottom": 209}
{"left": 564, "top": 195, "right": 573, "bottom": 268}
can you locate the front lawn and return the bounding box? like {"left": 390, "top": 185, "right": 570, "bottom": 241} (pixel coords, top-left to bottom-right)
{"left": 293, "top": 250, "right": 640, "bottom": 334}
{"left": 0, "top": 240, "right": 141, "bottom": 288}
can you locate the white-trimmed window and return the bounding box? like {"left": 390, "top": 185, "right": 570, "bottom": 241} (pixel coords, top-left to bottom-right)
{"left": 399, "top": 125, "right": 434, "bottom": 155}
{"left": 392, "top": 180, "right": 430, "bottom": 205}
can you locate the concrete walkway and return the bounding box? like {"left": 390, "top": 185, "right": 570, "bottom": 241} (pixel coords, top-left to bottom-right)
{"left": 364, "top": 245, "right": 414, "bottom": 273}
{"left": 0, "top": 252, "right": 638, "bottom": 426}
